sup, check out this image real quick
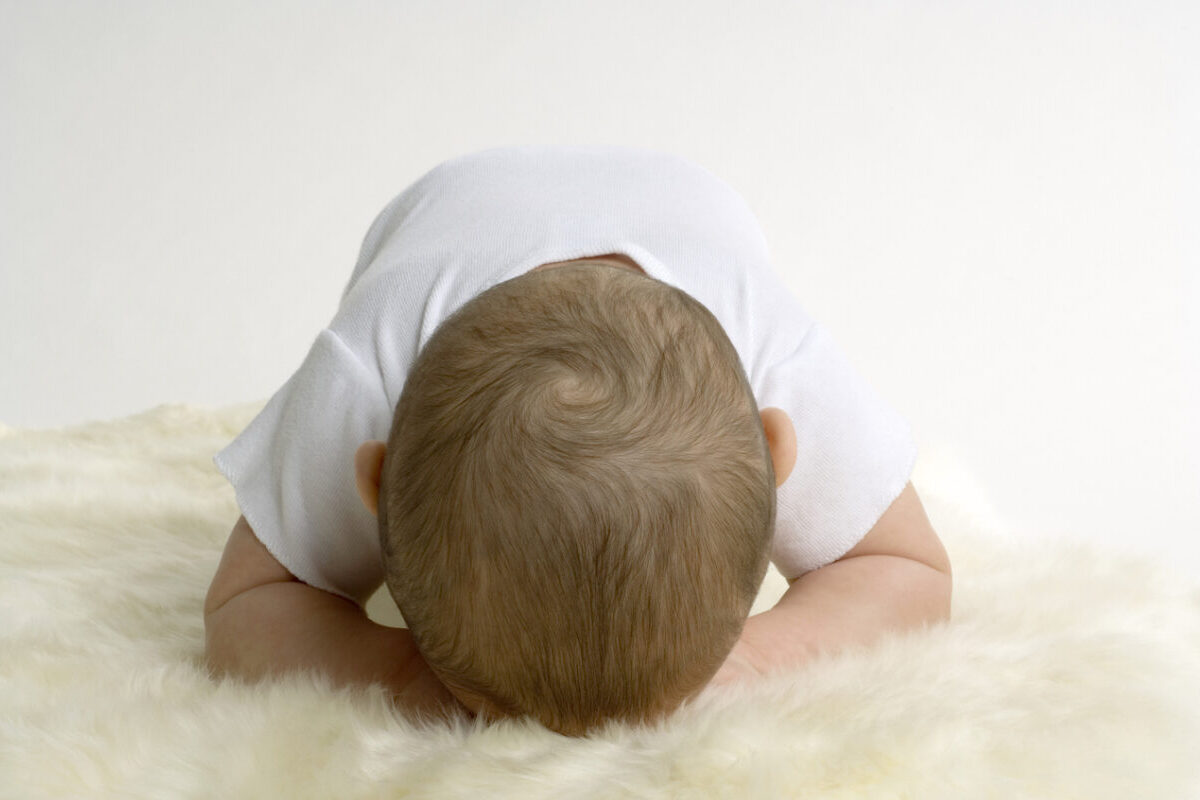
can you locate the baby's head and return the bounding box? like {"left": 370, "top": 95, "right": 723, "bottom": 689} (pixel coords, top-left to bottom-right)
{"left": 377, "top": 261, "right": 776, "bottom": 736}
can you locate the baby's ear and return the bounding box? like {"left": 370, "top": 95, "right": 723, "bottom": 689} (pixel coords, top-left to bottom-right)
{"left": 760, "top": 408, "right": 796, "bottom": 488}
{"left": 354, "top": 441, "right": 388, "bottom": 516}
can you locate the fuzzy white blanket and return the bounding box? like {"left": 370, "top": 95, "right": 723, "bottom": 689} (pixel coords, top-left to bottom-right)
{"left": 2, "top": 402, "right": 1199, "bottom": 799}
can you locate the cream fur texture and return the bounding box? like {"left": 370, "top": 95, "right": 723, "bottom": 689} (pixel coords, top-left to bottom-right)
{"left": 1, "top": 402, "right": 1199, "bottom": 799}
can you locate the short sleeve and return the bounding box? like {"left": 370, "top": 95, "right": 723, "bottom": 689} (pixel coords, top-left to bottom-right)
{"left": 212, "top": 327, "right": 393, "bottom": 606}
{"left": 758, "top": 321, "right": 918, "bottom": 580}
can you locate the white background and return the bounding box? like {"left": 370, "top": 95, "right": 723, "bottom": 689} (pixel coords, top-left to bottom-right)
{"left": 3, "top": 1, "right": 1196, "bottom": 578}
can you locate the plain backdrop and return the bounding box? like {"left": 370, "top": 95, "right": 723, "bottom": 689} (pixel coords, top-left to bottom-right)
{"left": 2, "top": 1, "right": 1197, "bottom": 579}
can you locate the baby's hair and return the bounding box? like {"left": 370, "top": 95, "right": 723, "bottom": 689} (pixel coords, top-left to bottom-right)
{"left": 378, "top": 262, "right": 775, "bottom": 736}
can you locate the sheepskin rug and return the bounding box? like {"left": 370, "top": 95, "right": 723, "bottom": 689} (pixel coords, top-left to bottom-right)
{"left": 2, "top": 401, "right": 1199, "bottom": 800}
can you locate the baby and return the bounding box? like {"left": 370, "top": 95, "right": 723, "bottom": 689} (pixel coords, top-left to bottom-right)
{"left": 203, "top": 145, "right": 952, "bottom": 737}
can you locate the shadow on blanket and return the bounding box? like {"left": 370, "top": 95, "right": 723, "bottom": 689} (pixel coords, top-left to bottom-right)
{"left": 1, "top": 402, "right": 1198, "bottom": 799}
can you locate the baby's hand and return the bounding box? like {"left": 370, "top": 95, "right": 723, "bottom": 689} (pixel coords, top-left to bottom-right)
{"left": 707, "top": 635, "right": 766, "bottom": 688}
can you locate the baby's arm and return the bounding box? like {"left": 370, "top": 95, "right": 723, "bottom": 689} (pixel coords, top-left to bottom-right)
{"left": 203, "top": 515, "right": 468, "bottom": 721}
{"left": 717, "top": 482, "right": 952, "bottom": 681}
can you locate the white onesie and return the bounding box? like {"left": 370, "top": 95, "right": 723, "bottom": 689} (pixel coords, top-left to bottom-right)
{"left": 213, "top": 144, "right": 917, "bottom": 607}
